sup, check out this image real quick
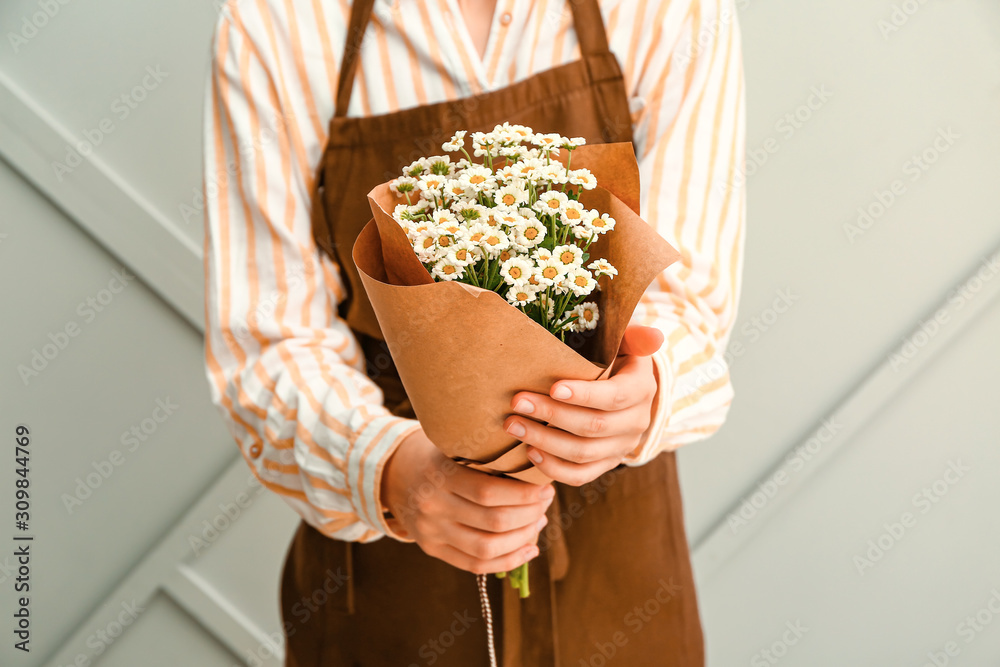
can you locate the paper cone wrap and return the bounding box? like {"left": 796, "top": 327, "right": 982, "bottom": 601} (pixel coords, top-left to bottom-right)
{"left": 352, "top": 143, "right": 680, "bottom": 485}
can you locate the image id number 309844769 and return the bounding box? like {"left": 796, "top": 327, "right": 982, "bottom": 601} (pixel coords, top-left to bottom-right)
{"left": 13, "top": 424, "right": 32, "bottom": 653}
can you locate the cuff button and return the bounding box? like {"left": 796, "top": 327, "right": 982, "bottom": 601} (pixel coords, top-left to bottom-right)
{"left": 249, "top": 443, "right": 262, "bottom": 458}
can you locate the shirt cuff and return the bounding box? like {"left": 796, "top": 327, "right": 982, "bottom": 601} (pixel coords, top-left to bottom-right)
{"left": 622, "top": 347, "right": 674, "bottom": 466}
{"left": 347, "top": 413, "right": 421, "bottom": 542}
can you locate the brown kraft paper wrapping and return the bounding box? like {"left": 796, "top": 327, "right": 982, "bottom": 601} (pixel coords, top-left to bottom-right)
{"left": 352, "top": 142, "right": 681, "bottom": 485}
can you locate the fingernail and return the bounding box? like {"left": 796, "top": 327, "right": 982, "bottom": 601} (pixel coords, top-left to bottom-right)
{"left": 536, "top": 516, "right": 548, "bottom": 530}
{"left": 527, "top": 448, "right": 543, "bottom": 464}
{"left": 507, "top": 421, "right": 526, "bottom": 438}
{"left": 526, "top": 546, "right": 539, "bottom": 559}
{"left": 552, "top": 385, "right": 572, "bottom": 400}
{"left": 513, "top": 399, "right": 534, "bottom": 414}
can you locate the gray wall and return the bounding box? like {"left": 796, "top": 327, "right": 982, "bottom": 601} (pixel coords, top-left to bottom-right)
{"left": 1, "top": 0, "right": 998, "bottom": 665}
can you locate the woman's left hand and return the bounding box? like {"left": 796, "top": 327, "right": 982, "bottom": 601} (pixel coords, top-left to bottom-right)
{"left": 504, "top": 325, "right": 665, "bottom": 486}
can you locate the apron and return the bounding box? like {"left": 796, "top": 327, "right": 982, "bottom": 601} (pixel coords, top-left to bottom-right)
{"left": 279, "top": 0, "right": 705, "bottom": 664}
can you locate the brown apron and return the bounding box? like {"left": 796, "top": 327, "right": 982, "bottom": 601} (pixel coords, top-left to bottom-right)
{"left": 279, "top": 0, "right": 705, "bottom": 664}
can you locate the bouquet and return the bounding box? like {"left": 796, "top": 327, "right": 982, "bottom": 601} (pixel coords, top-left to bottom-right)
{"left": 352, "top": 124, "right": 680, "bottom": 596}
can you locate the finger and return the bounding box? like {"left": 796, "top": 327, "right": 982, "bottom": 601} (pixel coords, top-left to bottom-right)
{"left": 510, "top": 391, "right": 649, "bottom": 439}
{"left": 447, "top": 493, "right": 553, "bottom": 533}
{"left": 430, "top": 541, "right": 540, "bottom": 575}
{"left": 445, "top": 514, "right": 548, "bottom": 562}
{"left": 618, "top": 325, "right": 664, "bottom": 357}
{"left": 524, "top": 448, "right": 622, "bottom": 487}
{"left": 449, "top": 465, "right": 554, "bottom": 507}
{"left": 549, "top": 355, "right": 655, "bottom": 411}
{"left": 504, "top": 414, "right": 628, "bottom": 463}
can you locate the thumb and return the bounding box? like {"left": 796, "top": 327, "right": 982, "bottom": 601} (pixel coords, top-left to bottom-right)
{"left": 618, "top": 325, "right": 664, "bottom": 357}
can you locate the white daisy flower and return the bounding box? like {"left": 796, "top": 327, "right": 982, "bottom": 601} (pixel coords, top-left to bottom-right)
{"left": 534, "top": 190, "right": 570, "bottom": 214}
{"left": 403, "top": 158, "right": 428, "bottom": 177}
{"left": 571, "top": 302, "right": 600, "bottom": 330}
{"left": 535, "top": 255, "right": 566, "bottom": 285}
{"left": 561, "top": 267, "right": 597, "bottom": 296}
{"left": 588, "top": 259, "right": 618, "bottom": 278}
{"left": 532, "top": 133, "right": 564, "bottom": 152}
{"left": 560, "top": 200, "right": 586, "bottom": 226}
{"left": 507, "top": 285, "right": 540, "bottom": 307}
{"left": 513, "top": 217, "right": 546, "bottom": 248}
{"left": 565, "top": 137, "right": 587, "bottom": 148}
{"left": 552, "top": 244, "right": 584, "bottom": 268}
{"left": 418, "top": 174, "right": 447, "bottom": 198}
{"left": 494, "top": 183, "right": 529, "bottom": 210}
{"left": 446, "top": 242, "right": 477, "bottom": 267}
{"left": 459, "top": 165, "right": 497, "bottom": 193}
{"left": 537, "top": 163, "right": 570, "bottom": 185}
{"left": 442, "top": 130, "right": 467, "bottom": 152}
{"left": 451, "top": 201, "right": 487, "bottom": 222}
{"left": 444, "top": 179, "right": 473, "bottom": 200}
{"left": 479, "top": 228, "right": 511, "bottom": 258}
{"left": 432, "top": 258, "right": 465, "bottom": 281}
{"left": 572, "top": 225, "right": 594, "bottom": 241}
{"left": 586, "top": 212, "right": 616, "bottom": 234}
{"left": 413, "top": 228, "right": 440, "bottom": 254}
{"left": 392, "top": 175, "right": 418, "bottom": 196}
{"left": 425, "top": 155, "right": 453, "bottom": 176}
{"left": 532, "top": 246, "right": 553, "bottom": 262}
{"left": 500, "top": 257, "right": 534, "bottom": 286}
{"left": 506, "top": 158, "right": 544, "bottom": 181}
{"left": 569, "top": 168, "right": 597, "bottom": 189}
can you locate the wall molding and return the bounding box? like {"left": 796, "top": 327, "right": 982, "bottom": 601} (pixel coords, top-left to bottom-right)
{"left": 692, "top": 246, "right": 1000, "bottom": 584}
{"left": 0, "top": 70, "right": 204, "bottom": 332}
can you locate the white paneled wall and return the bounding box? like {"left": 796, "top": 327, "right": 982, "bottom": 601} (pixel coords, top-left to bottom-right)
{"left": 0, "top": 0, "right": 997, "bottom": 665}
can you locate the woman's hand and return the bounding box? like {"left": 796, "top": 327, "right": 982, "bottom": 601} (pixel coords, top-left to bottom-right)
{"left": 381, "top": 428, "right": 554, "bottom": 574}
{"left": 503, "top": 325, "right": 665, "bottom": 487}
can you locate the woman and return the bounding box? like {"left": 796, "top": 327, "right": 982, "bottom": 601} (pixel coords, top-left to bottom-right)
{"left": 202, "top": 0, "right": 744, "bottom": 664}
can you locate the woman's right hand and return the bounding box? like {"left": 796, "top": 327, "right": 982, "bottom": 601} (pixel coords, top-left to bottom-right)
{"left": 380, "top": 428, "right": 554, "bottom": 574}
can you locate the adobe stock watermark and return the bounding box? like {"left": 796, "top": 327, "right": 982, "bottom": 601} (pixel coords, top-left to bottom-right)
{"left": 721, "top": 86, "right": 833, "bottom": 193}
{"left": 877, "top": 0, "right": 935, "bottom": 40}
{"left": 237, "top": 567, "right": 349, "bottom": 666}
{"left": 577, "top": 577, "right": 682, "bottom": 667}
{"left": 17, "top": 267, "right": 135, "bottom": 386}
{"left": 853, "top": 459, "right": 970, "bottom": 575}
{"left": 727, "top": 416, "right": 844, "bottom": 534}
{"left": 180, "top": 107, "right": 294, "bottom": 225}
{"left": 679, "top": 287, "right": 801, "bottom": 403}
{"left": 7, "top": 0, "right": 74, "bottom": 53}
{"left": 61, "top": 397, "right": 180, "bottom": 514}
{"left": 843, "top": 126, "right": 959, "bottom": 243}
{"left": 888, "top": 252, "right": 1000, "bottom": 372}
{"left": 53, "top": 599, "right": 145, "bottom": 667}
{"left": 188, "top": 472, "right": 266, "bottom": 556}
{"left": 52, "top": 66, "right": 169, "bottom": 182}
{"left": 750, "top": 620, "right": 809, "bottom": 666}
{"left": 918, "top": 588, "right": 1000, "bottom": 666}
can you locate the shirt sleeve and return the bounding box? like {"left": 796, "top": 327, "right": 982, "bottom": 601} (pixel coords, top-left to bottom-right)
{"left": 201, "top": 7, "right": 420, "bottom": 542}
{"left": 623, "top": 0, "right": 747, "bottom": 464}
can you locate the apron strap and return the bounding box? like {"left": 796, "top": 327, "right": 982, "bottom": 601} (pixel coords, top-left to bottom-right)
{"left": 334, "top": 0, "right": 614, "bottom": 117}
{"left": 335, "top": 0, "right": 377, "bottom": 118}
{"left": 568, "top": 0, "right": 614, "bottom": 57}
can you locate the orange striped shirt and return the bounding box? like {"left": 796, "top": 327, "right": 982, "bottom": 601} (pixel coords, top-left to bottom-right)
{"left": 202, "top": 0, "right": 745, "bottom": 542}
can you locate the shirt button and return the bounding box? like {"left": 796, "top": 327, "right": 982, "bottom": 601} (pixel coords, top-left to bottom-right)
{"left": 499, "top": 12, "right": 512, "bottom": 25}
{"left": 249, "top": 443, "right": 262, "bottom": 458}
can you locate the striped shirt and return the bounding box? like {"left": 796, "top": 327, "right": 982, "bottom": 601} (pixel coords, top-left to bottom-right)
{"left": 202, "top": 0, "right": 745, "bottom": 543}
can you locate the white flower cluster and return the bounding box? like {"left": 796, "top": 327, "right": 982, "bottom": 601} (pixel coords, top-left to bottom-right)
{"left": 389, "top": 124, "right": 618, "bottom": 337}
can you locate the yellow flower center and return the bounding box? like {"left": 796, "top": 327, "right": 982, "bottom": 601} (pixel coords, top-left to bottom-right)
{"left": 524, "top": 228, "right": 538, "bottom": 240}
{"left": 516, "top": 292, "right": 529, "bottom": 301}
{"left": 560, "top": 251, "right": 575, "bottom": 264}
{"left": 574, "top": 275, "right": 588, "bottom": 287}
{"left": 470, "top": 174, "right": 486, "bottom": 184}
{"left": 470, "top": 232, "right": 484, "bottom": 242}
{"left": 499, "top": 250, "right": 511, "bottom": 262}
{"left": 502, "top": 194, "right": 517, "bottom": 206}
{"left": 486, "top": 235, "right": 500, "bottom": 246}
{"left": 455, "top": 249, "right": 467, "bottom": 261}
{"left": 439, "top": 236, "right": 452, "bottom": 247}
{"left": 528, "top": 275, "right": 540, "bottom": 285}
{"left": 542, "top": 267, "right": 558, "bottom": 279}
{"left": 593, "top": 219, "right": 607, "bottom": 228}
{"left": 583, "top": 309, "right": 594, "bottom": 321}
{"left": 565, "top": 208, "right": 581, "bottom": 219}
{"left": 546, "top": 199, "right": 561, "bottom": 209}
{"left": 422, "top": 237, "right": 435, "bottom": 249}
{"left": 443, "top": 265, "right": 456, "bottom": 275}
{"left": 509, "top": 267, "right": 522, "bottom": 279}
